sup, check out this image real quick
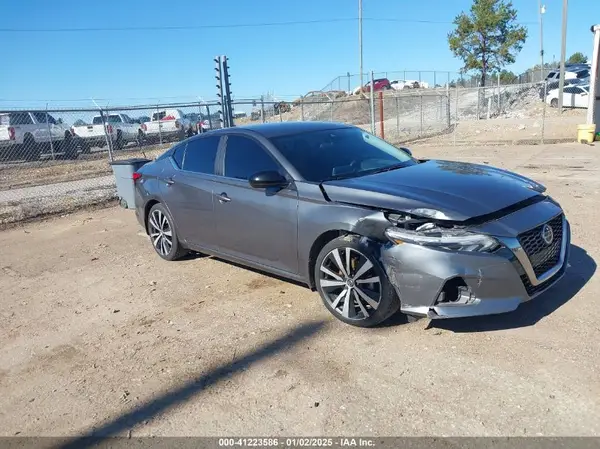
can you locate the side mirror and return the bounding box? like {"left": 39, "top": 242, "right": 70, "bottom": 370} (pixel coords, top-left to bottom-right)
{"left": 249, "top": 170, "right": 288, "bottom": 189}
{"left": 399, "top": 147, "right": 413, "bottom": 157}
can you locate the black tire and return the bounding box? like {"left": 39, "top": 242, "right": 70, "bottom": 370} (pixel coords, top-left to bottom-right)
{"left": 115, "top": 131, "right": 124, "bottom": 150}
{"left": 551, "top": 98, "right": 558, "bottom": 108}
{"left": 137, "top": 131, "right": 145, "bottom": 147}
{"left": 23, "top": 134, "right": 41, "bottom": 161}
{"left": 60, "top": 134, "right": 79, "bottom": 160}
{"left": 314, "top": 235, "right": 400, "bottom": 328}
{"left": 147, "top": 203, "right": 187, "bottom": 261}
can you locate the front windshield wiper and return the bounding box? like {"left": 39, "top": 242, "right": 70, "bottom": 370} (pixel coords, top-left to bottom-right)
{"left": 363, "top": 162, "right": 409, "bottom": 175}
{"left": 323, "top": 162, "right": 410, "bottom": 182}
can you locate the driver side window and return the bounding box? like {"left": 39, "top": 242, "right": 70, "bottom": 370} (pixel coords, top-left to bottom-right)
{"left": 224, "top": 135, "right": 280, "bottom": 180}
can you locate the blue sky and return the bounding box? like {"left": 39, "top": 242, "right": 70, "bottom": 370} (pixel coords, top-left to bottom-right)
{"left": 0, "top": 0, "right": 595, "bottom": 109}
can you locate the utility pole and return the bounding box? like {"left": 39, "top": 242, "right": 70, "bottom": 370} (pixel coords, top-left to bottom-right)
{"left": 557, "top": 0, "right": 568, "bottom": 112}
{"left": 539, "top": 2, "right": 546, "bottom": 82}
{"left": 359, "top": 0, "right": 363, "bottom": 90}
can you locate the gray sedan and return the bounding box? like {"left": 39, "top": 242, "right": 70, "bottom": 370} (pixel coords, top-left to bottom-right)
{"left": 134, "top": 122, "right": 570, "bottom": 327}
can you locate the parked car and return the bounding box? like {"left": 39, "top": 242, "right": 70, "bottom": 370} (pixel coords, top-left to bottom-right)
{"left": 390, "top": 79, "right": 430, "bottom": 90}
{"left": 0, "top": 111, "right": 78, "bottom": 161}
{"left": 71, "top": 113, "right": 140, "bottom": 151}
{"left": 538, "top": 78, "right": 584, "bottom": 99}
{"left": 133, "top": 122, "right": 570, "bottom": 327}
{"left": 360, "top": 78, "right": 392, "bottom": 93}
{"left": 545, "top": 68, "right": 589, "bottom": 82}
{"left": 546, "top": 84, "right": 590, "bottom": 108}
{"left": 139, "top": 109, "right": 193, "bottom": 144}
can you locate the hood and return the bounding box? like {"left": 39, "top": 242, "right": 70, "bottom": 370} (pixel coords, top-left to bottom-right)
{"left": 321, "top": 160, "right": 544, "bottom": 221}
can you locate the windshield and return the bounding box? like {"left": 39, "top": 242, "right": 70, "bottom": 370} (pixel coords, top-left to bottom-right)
{"left": 271, "top": 127, "right": 416, "bottom": 182}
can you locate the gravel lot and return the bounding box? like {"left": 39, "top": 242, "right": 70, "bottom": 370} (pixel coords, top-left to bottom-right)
{"left": 0, "top": 143, "right": 598, "bottom": 439}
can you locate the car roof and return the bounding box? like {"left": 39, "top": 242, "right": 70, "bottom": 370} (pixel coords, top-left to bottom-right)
{"left": 209, "top": 121, "right": 352, "bottom": 139}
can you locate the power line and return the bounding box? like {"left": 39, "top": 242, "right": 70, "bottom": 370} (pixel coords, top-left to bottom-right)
{"left": 0, "top": 18, "right": 356, "bottom": 32}
{"left": 0, "top": 17, "right": 538, "bottom": 33}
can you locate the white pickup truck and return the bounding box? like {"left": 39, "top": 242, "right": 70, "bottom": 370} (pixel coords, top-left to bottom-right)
{"left": 71, "top": 113, "right": 140, "bottom": 151}
{"left": 0, "top": 111, "right": 78, "bottom": 161}
{"left": 139, "top": 109, "right": 193, "bottom": 144}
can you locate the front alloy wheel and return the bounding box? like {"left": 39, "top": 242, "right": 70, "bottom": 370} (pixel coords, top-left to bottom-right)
{"left": 315, "top": 235, "right": 399, "bottom": 327}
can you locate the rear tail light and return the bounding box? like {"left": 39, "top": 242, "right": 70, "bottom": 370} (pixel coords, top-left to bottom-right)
{"left": 106, "top": 124, "right": 113, "bottom": 134}
{"left": 175, "top": 120, "right": 181, "bottom": 129}
{"left": 132, "top": 172, "right": 142, "bottom": 182}
{"left": 141, "top": 123, "right": 147, "bottom": 131}
{"left": 8, "top": 127, "right": 15, "bottom": 140}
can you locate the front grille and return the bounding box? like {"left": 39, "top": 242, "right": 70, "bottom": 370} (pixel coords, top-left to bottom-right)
{"left": 520, "top": 263, "right": 566, "bottom": 296}
{"left": 518, "top": 214, "right": 563, "bottom": 277}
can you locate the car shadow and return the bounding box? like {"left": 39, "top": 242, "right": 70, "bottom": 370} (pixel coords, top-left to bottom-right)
{"left": 426, "top": 244, "right": 595, "bottom": 333}
{"left": 52, "top": 321, "right": 326, "bottom": 449}
{"left": 199, "top": 254, "right": 310, "bottom": 289}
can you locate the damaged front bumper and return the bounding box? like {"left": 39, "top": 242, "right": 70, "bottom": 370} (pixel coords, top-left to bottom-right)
{"left": 381, "top": 212, "right": 571, "bottom": 320}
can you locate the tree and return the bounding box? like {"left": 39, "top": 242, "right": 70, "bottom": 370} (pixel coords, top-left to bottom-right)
{"left": 499, "top": 69, "right": 517, "bottom": 84}
{"left": 567, "top": 52, "right": 588, "bottom": 64}
{"left": 448, "top": 0, "right": 527, "bottom": 87}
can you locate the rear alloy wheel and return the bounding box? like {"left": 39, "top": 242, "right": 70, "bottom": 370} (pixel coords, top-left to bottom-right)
{"left": 147, "top": 203, "right": 187, "bottom": 261}
{"left": 551, "top": 98, "right": 558, "bottom": 108}
{"left": 315, "top": 235, "right": 399, "bottom": 327}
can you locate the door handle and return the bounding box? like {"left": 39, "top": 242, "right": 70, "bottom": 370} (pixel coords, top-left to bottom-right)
{"left": 217, "top": 192, "right": 231, "bottom": 203}
{"left": 164, "top": 178, "right": 175, "bottom": 186}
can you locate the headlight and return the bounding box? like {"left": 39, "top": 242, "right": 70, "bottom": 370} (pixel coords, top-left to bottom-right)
{"left": 385, "top": 226, "right": 500, "bottom": 252}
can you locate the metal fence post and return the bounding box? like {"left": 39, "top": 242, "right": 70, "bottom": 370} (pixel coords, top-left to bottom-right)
{"left": 454, "top": 83, "right": 459, "bottom": 147}
{"left": 260, "top": 96, "right": 265, "bottom": 123}
{"left": 497, "top": 73, "right": 501, "bottom": 112}
{"left": 446, "top": 85, "right": 451, "bottom": 130}
{"left": 330, "top": 100, "right": 334, "bottom": 121}
{"left": 103, "top": 109, "right": 114, "bottom": 162}
{"left": 541, "top": 81, "right": 547, "bottom": 144}
{"left": 369, "top": 71, "right": 376, "bottom": 134}
{"left": 156, "top": 105, "right": 163, "bottom": 144}
{"left": 420, "top": 94, "right": 424, "bottom": 137}
{"left": 347, "top": 72, "right": 351, "bottom": 93}
{"left": 301, "top": 96, "right": 305, "bottom": 121}
{"left": 279, "top": 106, "right": 283, "bottom": 122}
{"left": 206, "top": 104, "right": 213, "bottom": 129}
{"left": 378, "top": 91, "right": 384, "bottom": 139}
{"left": 45, "top": 103, "right": 56, "bottom": 160}
{"left": 395, "top": 94, "right": 400, "bottom": 136}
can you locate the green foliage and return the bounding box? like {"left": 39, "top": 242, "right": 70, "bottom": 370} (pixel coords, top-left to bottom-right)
{"left": 448, "top": 0, "right": 528, "bottom": 86}
{"left": 567, "top": 52, "right": 588, "bottom": 64}
{"left": 497, "top": 69, "right": 517, "bottom": 84}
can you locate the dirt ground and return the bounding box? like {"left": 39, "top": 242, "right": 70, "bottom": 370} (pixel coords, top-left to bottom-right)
{"left": 0, "top": 143, "right": 599, "bottom": 439}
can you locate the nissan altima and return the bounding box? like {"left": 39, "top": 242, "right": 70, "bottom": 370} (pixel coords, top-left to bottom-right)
{"left": 133, "top": 122, "right": 570, "bottom": 327}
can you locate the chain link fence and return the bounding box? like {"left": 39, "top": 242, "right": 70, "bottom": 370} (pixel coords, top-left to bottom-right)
{"left": 0, "top": 79, "right": 584, "bottom": 225}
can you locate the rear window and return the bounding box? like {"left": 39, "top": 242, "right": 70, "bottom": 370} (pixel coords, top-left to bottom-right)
{"left": 576, "top": 70, "right": 589, "bottom": 78}
{"left": 0, "top": 115, "right": 9, "bottom": 126}
{"left": 92, "top": 115, "right": 122, "bottom": 124}
{"left": 152, "top": 111, "right": 166, "bottom": 121}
